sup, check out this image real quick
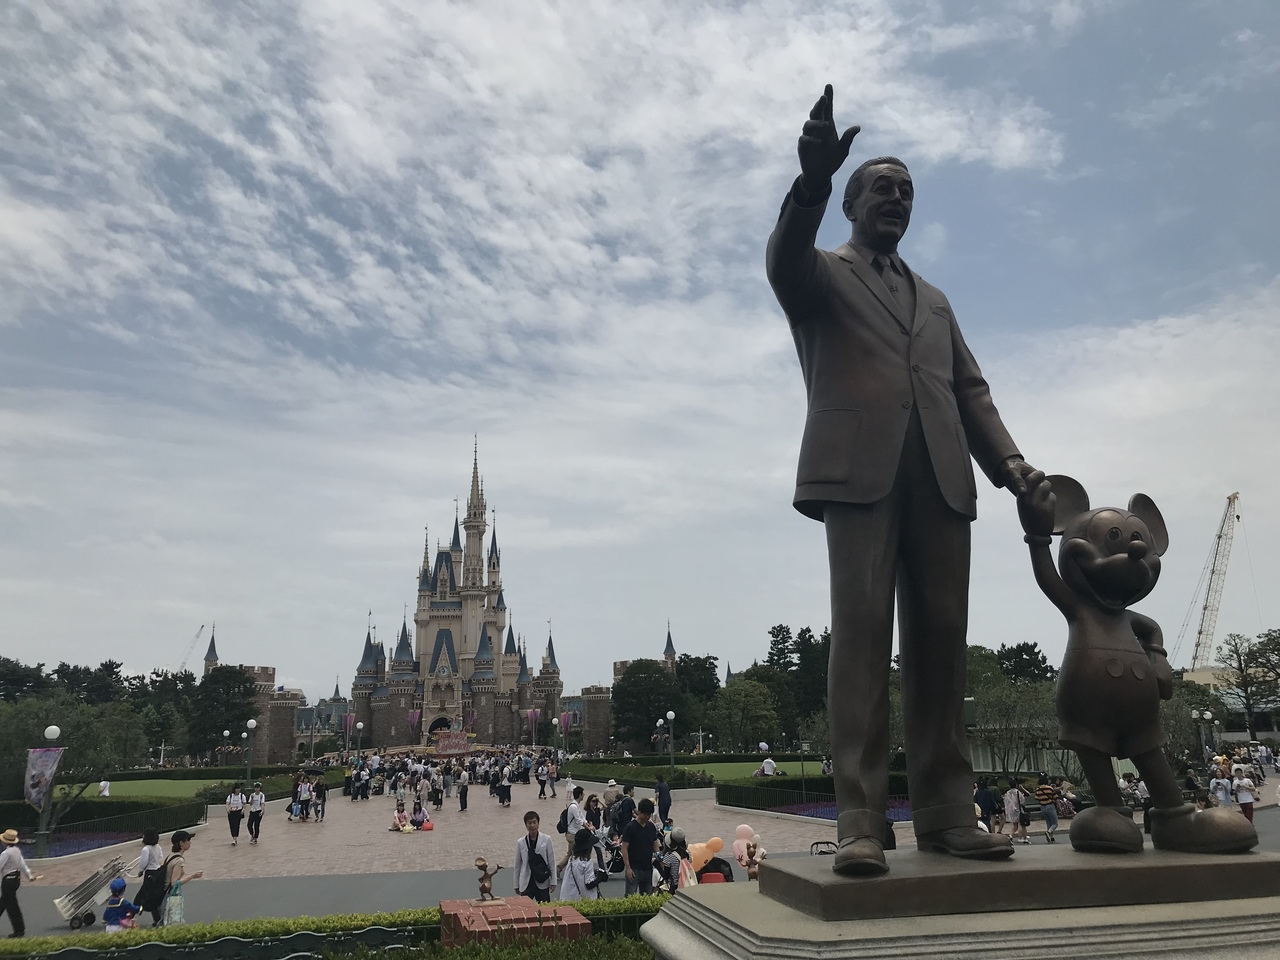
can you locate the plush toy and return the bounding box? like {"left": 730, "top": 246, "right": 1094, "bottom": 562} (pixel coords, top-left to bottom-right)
{"left": 1018, "top": 473, "right": 1257, "bottom": 855}
{"left": 732, "top": 824, "right": 755, "bottom": 867}
{"left": 744, "top": 835, "right": 766, "bottom": 881}
{"left": 475, "top": 856, "right": 503, "bottom": 901}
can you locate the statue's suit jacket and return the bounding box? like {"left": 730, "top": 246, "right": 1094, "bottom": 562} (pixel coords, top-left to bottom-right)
{"left": 766, "top": 188, "right": 1019, "bottom": 520}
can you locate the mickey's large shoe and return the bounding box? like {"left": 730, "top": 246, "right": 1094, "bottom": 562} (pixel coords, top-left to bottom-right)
{"left": 915, "top": 827, "right": 1015, "bottom": 860}
{"left": 832, "top": 835, "right": 888, "bottom": 875}
{"left": 1069, "top": 804, "right": 1144, "bottom": 853}
{"left": 1150, "top": 803, "right": 1258, "bottom": 854}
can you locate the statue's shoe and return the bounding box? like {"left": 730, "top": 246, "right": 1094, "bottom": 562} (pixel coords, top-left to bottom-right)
{"left": 833, "top": 836, "right": 888, "bottom": 875}
{"left": 1150, "top": 803, "right": 1258, "bottom": 854}
{"left": 915, "top": 827, "right": 1014, "bottom": 860}
{"left": 1069, "top": 805, "right": 1143, "bottom": 853}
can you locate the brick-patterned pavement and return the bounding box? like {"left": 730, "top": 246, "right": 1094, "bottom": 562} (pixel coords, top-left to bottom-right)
{"left": 28, "top": 778, "right": 839, "bottom": 886}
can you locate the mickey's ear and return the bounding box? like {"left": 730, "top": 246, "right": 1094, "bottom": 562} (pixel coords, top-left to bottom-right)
{"left": 1129, "top": 493, "right": 1168, "bottom": 556}
{"left": 1045, "top": 475, "right": 1089, "bottom": 535}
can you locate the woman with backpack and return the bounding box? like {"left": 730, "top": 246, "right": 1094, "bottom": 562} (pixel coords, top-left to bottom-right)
{"left": 132, "top": 829, "right": 166, "bottom": 926}
{"left": 161, "top": 830, "right": 204, "bottom": 926}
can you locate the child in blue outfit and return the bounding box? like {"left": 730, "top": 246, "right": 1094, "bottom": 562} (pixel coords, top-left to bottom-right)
{"left": 102, "top": 878, "right": 139, "bottom": 932}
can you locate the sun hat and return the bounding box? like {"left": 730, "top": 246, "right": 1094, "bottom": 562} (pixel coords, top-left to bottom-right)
{"left": 109, "top": 877, "right": 127, "bottom": 894}
{"left": 1, "top": 829, "right": 18, "bottom": 845}
{"left": 607, "top": 779, "right": 616, "bottom": 787}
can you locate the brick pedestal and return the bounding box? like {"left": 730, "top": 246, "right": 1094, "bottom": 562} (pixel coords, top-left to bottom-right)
{"left": 440, "top": 896, "right": 592, "bottom": 947}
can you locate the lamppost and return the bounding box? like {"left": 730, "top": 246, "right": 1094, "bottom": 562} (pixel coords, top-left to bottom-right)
{"left": 551, "top": 716, "right": 560, "bottom": 762}
{"left": 356, "top": 721, "right": 364, "bottom": 755}
{"left": 34, "top": 724, "right": 60, "bottom": 858}
{"left": 800, "top": 739, "right": 810, "bottom": 804}
{"left": 245, "top": 719, "right": 257, "bottom": 784}
{"left": 665, "top": 710, "right": 676, "bottom": 782}
{"left": 222, "top": 729, "right": 230, "bottom": 766}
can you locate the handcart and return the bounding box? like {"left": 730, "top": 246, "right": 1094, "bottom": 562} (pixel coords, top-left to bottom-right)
{"left": 53, "top": 855, "right": 138, "bottom": 930}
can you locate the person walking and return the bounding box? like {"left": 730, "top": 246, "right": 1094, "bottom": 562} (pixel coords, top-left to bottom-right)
{"left": 1033, "top": 774, "right": 1059, "bottom": 843}
{"left": 559, "top": 828, "right": 603, "bottom": 901}
{"left": 536, "top": 759, "right": 549, "bottom": 799}
{"left": 0, "top": 829, "right": 35, "bottom": 938}
{"left": 1209, "top": 767, "right": 1233, "bottom": 809}
{"left": 513, "top": 811, "right": 557, "bottom": 903}
{"left": 226, "top": 784, "right": 246, "bottom": 846}
{"left": 133, "top": 829, "right": 166, "bottom": 926}
{"left": 558, "top": 786, "right": 587, "bottom": 872}
{"left": 161, "top": 830, "right": 204, "bottom": 926}
{"left": 1233, "top": 767, "right": 1257, "bottom": 822}
{"left": 313, "top": 777, "right": 328, "bottom": 822}
{"left": 1002, "top": 781, "right": 1030, "bottom": 844}
{"left": 620, "top": 798, "right": 662, "bottom": 896}
{"left": 102, "top": 878, "right": 139, "bottom": 933}
{"left": 547, "top": 760, "right": 558, "bottom": 799}
{"left": 655, "top": 774, "right": 673, "bottom": 827}
{"left": 246, "top": 783, "right": 266, "bottom": 844}
{"left": 457, "top": 766, "right": 469, "bottom": 813}
{"left": 974, "top": 779, "right": 1000, "bottom": 833}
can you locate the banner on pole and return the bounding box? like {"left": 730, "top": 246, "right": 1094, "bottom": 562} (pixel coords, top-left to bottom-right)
{"left": 24, "top": 747, "right": 65, "bottom": 811}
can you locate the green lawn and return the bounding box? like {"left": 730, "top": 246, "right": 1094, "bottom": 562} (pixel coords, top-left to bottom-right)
{"left": 59, "top": 779, "right": 228, "bottom": 799}
{"left": 671, "top": 760, "right": 817, "bottom": 779}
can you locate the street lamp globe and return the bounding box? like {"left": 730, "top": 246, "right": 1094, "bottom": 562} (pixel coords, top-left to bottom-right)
{"left": 656, "top": 718, "right": 664, "bottom": 728}
{"left": 223, "top": 729, "right": 230, "bottom": 738}
{"left": 1204, "top": 712, "right": 1214, "bottom": 722}
{"left": 247, "top": 719, "right": 258, "bottom": 731}
{"left": 43, "top": 725, "right": 60, "bottom": 741}
{"left": 1191, "top": 710, "right": 1201, "bottom": 720}
{"left": 666, "top": 710, "right": 675, "bottom": 722}
{"left": 241, "top": 731, "right": 248, "bottom": 740}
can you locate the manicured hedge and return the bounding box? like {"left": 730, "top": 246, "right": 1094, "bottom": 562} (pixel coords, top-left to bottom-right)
{"left": 106, "top": 765, "right": 305, "bottom": 783}
{"left": 0, "top": 893, "right": 671, "bottom": 956}
{"left": 0, "top": 797, "right": 199, "bottom": 835}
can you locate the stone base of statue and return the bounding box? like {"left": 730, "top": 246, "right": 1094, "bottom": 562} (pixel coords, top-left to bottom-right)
{"left": 641, "top": 845, "right": 1280, "bottom": 959}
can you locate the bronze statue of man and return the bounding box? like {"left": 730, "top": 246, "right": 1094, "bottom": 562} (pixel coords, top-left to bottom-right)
{"left": 766, "top": 85, "right": 1035, "bottom": 875}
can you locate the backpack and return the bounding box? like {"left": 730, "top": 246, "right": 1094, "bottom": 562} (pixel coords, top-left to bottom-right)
{"left": 556, "top": 807, "right": 569, "bottom": 834}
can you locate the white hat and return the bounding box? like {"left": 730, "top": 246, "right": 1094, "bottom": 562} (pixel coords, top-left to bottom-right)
{"left": 607, "top": 779, "right": 617, "bottom": 787}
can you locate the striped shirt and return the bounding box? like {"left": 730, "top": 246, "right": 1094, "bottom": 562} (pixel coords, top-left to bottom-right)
{"left": 1034, "top": 784, "right": 1057, "bottom": 807}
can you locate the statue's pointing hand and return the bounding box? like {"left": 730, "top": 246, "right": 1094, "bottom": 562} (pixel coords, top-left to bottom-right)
{"left": 798, "top": 84, "right": 860, "bottom": 195}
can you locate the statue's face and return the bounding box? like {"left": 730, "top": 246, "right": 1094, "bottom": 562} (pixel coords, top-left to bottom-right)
{"left": 845, "top": 164, "right": 913, "bottom": 251}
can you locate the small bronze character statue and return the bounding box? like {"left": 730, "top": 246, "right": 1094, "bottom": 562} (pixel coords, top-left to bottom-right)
{"left": 744, "top": 836, "right": 766, "bottom": 881}
{"left": 475, "top": 856, "right": 503, "bottom": 900}
{"left": 1018, "top": 472, "right": 1256, "bottom": 854}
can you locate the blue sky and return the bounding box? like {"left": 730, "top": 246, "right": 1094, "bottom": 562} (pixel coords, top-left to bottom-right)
{"left": 1, "top": 0, "right": 1277, "bottom": 702}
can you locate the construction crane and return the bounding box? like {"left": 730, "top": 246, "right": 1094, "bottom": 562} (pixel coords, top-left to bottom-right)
{"left": 175, "top": 624, "right": 206, "bottom": 674}
{"left": 1174, "top": 494, "right": 1240, "bottom": 669}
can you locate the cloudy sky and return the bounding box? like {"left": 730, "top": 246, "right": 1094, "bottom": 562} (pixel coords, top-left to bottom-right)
{"left": 2, "top": 1, "right": 1277, "bottom": 705}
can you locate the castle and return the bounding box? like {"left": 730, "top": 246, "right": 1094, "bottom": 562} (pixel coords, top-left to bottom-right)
{"left": 202, "top": 628, "right": 301, "bottom": 765}
{"left": 350, "top": 452, "right": 565, "bottom": 748}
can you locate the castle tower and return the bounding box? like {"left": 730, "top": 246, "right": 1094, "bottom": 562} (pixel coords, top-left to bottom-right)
{"left": 459, "top": 445, "right": 488, "bottom": 681}
{"left": 501, "top": 623, "right": 520, "bottom": 690}
{"left": 202, "top": 625, "right": 219, "bottom": 677}
{"left": 533, "top": 631, "right": 563, "bottom": 727}
{"left": 352, "top": 628, "right": 378, "bottom": 733}
{"left": 487, "top": 518, "right": 501, "bottom": 588}
{"left": 725, "top": 662, "right": 735, "bottom": 684}
{"left": 663, "top": 624, "right": 677, "bottom": 673}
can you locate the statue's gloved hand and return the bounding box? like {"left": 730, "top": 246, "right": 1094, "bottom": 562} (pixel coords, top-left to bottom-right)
{"left": 1017, "top": 470, "right": 1056, "bottom": 537}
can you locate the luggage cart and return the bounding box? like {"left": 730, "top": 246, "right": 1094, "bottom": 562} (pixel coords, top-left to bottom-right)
{"left": 53, "top": 856, "right": 138, "bottom": 930}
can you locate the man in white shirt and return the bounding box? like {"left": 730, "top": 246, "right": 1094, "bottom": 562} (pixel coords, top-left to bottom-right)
{"left": 0, "top": 829, "right": 36, "bottom": 938}
{"left": 457, "top": 767, "right": 470, "bottom": 813}
{"left": 98, "top": 778, "right": 111, "bottom": 797}
{"left": 513, "top": 811, "right": 557, "bottom": 903}
{"left": 761, "top": 757, "right": 777, "bottom": 777}
{"left": 558, "top": 786, "right": 587, "bottom": 871}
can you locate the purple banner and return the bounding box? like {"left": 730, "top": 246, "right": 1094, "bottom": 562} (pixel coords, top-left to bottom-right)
{"left": 24, "top": 747, "right": 64, "bottom": 811}
{"left": 526, "top": 708, "right": 540, "bottom": 732}
{"left": 407, "top": 710, "right": 422, "bottom": 730}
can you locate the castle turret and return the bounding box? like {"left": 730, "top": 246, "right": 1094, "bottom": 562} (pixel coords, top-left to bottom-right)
{"left": 663, "top": 624, "right": 676, "bottom": 672}
{"left": 725, "top": 662, "right": 735, "bottom": 684}
{"left": 487, "top": 520, "right": 501, "bottom": 587}
{"left": 202, "top": 625, "right": 219, "bottom": 677}
{"left": 391, "top": 618, "right": 416, "bottom": 676}
{"left": 472, "top": 626, "right": 497, "bottom": 682}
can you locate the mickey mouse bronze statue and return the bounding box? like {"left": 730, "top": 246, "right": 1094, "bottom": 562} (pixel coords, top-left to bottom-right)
{"left": 1018, "top": 472, "right": 1256, "bottom": 854}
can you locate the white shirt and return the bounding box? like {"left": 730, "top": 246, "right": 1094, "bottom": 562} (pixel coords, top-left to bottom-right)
{"left": 761, "top": 758, "right": 777, "bottom": 776}
{"left": 137, "top": 843, "right": 163, "bottom": 876}
{"left": 0, "top": 846, "right": 32, "bottom": 880}
{"left": 226, "top": 792, "right": 245, "bottom": 811}
{"left": 1234, "top": 778, "right": 1257, "bottom": 804}
{"left": 98, "top": 780, "right": 111, "bottom": 797}
{"left": 567, "top": 800, "right": 587, "bottom": 835}
{"left": 457, "top": 771, "right": 469, "bottom": 787}
{"left": 248, "top": 791, "right": 266, "bottom": 812}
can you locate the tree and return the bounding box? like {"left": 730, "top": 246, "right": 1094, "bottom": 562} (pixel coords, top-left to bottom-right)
{"left": 738, "top": 664, "right": 798, "bottom": 747}
{"left": 0, "top": 658, "right": 52, "bottom": 702}
{"left": 997, "top": 642, "right": 1058, "bottom": 685}
{"left": 1213, "top": 632, "right": 1280, "bottom": 739}
{"left": 705, "top": 681, "right": 778, "bottom": 753}
{"left": 765, "top": 624, "right": 795, "bottom": 675}
{"left": 792, "top": 626, "right": 828, "bottom": 720}
{"left": 675, "top": 654, "right": 720, "bottom": 703}
{"left": 965, "top": 645, "right": 1005, "bottom": 694}
{"left": 611, "top": 660, "right": 686, "bottom": 745}
{"left": 186, "top": 666, "right": 261, "bottom": 757}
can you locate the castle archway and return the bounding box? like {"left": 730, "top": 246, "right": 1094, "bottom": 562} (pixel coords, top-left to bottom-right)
{"left": 428, "top": 715, "right": 452, "bottom": 735}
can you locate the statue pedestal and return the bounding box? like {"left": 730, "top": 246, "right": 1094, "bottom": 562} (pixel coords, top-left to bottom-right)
{"left": 642, "top": 845, "right": 1280, "bottom": 959}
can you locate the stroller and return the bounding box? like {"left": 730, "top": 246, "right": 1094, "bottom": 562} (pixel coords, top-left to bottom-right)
{"left": 597, "top": 825, "right": 626, "bottom": 875}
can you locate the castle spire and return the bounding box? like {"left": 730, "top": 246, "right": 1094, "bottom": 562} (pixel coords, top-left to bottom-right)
{"left": 451, "top": 515, "right": 462, "bottom": 551}
{"left": 664, "top": 623, "right": 676, "bottom": 658}
{"left": 203, "top": 623, "right": 219, "bottom": 664}
{"left": 466, "top": 436, "right": 484, "bottom": 520}
{"left": 332, "top": 675, "right": 342, "bottom": 699}
{"left": 545, "top": 629, "right": 560, "bottom": 673}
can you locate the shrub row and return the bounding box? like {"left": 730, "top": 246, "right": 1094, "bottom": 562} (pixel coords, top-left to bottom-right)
{"left": 0, "top": 895, "right": 670, "bottom": 956}
{"left": 0, "top": 797, "right": 199, "bottom": 835}
{"left": 106, "top": 765, "right": 305, "bottom": 783}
